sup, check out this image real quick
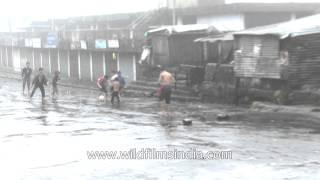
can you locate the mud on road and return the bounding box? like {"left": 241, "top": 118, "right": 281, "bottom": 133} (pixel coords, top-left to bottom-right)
{"left": 1, "top": 77, "right": 320, "bottom": 179}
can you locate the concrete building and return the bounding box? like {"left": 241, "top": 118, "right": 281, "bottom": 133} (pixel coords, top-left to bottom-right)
{"left": 172, "top": 1, "right": 320, "bottom": 31}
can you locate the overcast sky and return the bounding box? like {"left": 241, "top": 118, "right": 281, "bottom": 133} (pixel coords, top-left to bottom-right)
{"left": 1, "top": 0, "right": 320, "bottom": 18}
{"left": 0, "top": 0, "right": 320, "bottom": 31}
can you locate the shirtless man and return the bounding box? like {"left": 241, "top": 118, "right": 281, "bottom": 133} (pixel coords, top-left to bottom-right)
{"left": 97, "top": 75, "right": 109, "bottom": 100}
{"left": 158, "top": 70, "right": 175, "bottom": 104}
{"left": 111, "top": 77, "right": 120, "bottom": 105}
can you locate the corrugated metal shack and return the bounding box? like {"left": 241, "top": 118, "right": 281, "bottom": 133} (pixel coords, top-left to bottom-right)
{"left": 195, "top": 33, "right": 234, "bottom": 65}
{"left": 233, "top": 14, "right": 320, "bottom": 90}
{"left": 194, "top": 33, "right": 236, "bottom": 103}
{"left": 146, "top": 24, "right": 218, "bottom": 67}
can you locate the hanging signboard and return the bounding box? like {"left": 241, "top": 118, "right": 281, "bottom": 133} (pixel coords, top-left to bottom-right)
{"left": 95, "top": 39, "right": 107, "bottom": 49}
{"left": 32, "top": 38, "right": 41, "bottom": 48}
{"left": 107, "top": 40, "right": 119, "bottom": 49}
{"left": 25, "top": 38, "right": 33, "bottom": 47}
{"left": 46, "top": 33, "right": 58, "bottom": 48}
{"left": 80, "top": 40, "right": 87, "bottom": 50}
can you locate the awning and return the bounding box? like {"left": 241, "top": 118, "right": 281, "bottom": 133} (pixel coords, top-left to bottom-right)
{"left": 147, "top": 24, "right": 219, "bottom": 36}
{"left": 194, "top": 33, "right": 234, "bottom": 43}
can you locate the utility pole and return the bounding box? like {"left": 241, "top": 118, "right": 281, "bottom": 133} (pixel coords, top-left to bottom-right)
{"left": 172, "top": 0, "right": 176, "bottom": 25}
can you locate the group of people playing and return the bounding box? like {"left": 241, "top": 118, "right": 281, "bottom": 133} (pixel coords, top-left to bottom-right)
{"left": 21, "top": 61, "right": 125, "bottom": 104}
{"left": 96, "top": 70, "right": 126, "bottom": 105}
{"left": 22, "top": 62, "right": 60, "bottom": 99}
{"left": 21, "top": 61, "right": 174, "bottom": 105}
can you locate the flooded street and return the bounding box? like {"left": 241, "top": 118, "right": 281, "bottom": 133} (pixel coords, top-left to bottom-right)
{"left": 1, "top": 77, "right": 320, "bottom": 180}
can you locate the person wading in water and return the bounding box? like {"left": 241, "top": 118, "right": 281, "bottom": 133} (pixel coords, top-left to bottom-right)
{"left": 21, "top": 62, "right": 32, "bottom": 95}
{"left": 97, "top": 75, "right": 109, "bottom": 101}
{"left": 158, "top": 69, "right": 175, "bottom": 105}
{"left": 52, "top": 70, "right": 60, "bottom": 99}
{"left": 30, "top": 68, "right": 48, "bottom": 99}
{"left": 111, "top": 77, "right": 121, "bottom": 105}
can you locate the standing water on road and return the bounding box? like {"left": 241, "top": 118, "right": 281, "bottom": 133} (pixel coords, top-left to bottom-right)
{"left": 1, "top": 78, "right": 320, "bottom": 179}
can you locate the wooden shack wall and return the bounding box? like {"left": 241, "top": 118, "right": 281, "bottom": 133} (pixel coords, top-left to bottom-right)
{"left": 287, "top": 33, "right": 320, "bottom": 88}
{"left": 168, "top": 34, "right": 203, "bottom": 66}
{"left": 151, "top": 35, "right": 169, "bottom": 66}
{"left": 234, "top": 35, "right": 281, "bottom": 79}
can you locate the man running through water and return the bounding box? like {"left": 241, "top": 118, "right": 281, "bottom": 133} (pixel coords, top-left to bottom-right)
{"left": 21, "top": 62, "right": 32, "bottom": 95}
{"left": 159, "top": 69, "right": 175, "bottom": 104}
{"left": 97, "top": 75, "right": 109, "bottom": 99}
{"left": 30, "top": 68, "right": 48, "bottom": 99}
{"left": 52, "top": 70, "right": 60, "bottom": 98}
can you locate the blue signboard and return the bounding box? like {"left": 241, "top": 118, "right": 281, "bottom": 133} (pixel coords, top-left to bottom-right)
{"left": 46, "top": 33, "right": 58, "bottom": 48}
{"left": 95, "top": 39, "right": 107, "bottom": 49}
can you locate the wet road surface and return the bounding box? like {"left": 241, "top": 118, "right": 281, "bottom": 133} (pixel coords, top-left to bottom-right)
{"left": 1, "top": 78, "right": 320, "bottom": 179}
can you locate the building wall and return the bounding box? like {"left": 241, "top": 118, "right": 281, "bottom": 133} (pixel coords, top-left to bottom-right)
{"left": 2, "top": 47, "right": 8, "bottom": 67}
{"left": 0, "top": 48, "right": 3, "bottom": 66}
{"left": 119, "top": 53, "right": 135, "bottom": 82}
{"left": 69, "top": 50, "right": 79, "bottom": 80}
{"left": 59, "top": 50, "right": 69, "bottom": 77}
{"left": 151, "top": 36, "right": 170, "bottom": 66}
{"left": 41, "top": 49, "right": 50, "bottom": 73}
{"left": 80, "top": 51, "right": 91, "bottom": 80}
{"left": 34, "top": 49, "right": 41, "bottom": 71}
{"left": 20, "top": 48, "right": 33, "bottom": 68}
{"left": 105, "top": 52, "right": 117, "bottom": 76}
{"left": 7, "top": 48, "right": 13, "bottom": 68}
{"left": 50, "top": 49, "right": 59, "bottom": 73}
{"left": 92, "top": 51, "right": 104, "bottom": 80}
{"left": 0, "top": 46, "right": 136, "bottom": 83}
{"left": 12, "top": 48, "right": 21, "bottom": 71}
{"left": 244, "top": 12, "right": 293, "bottom": 29}
{"left": 170, "top": 0, "right": 197, "bottom": 8}
{"left": 168, "top": 34, "right": 203, "bottom": 66}
{"left": 197, "top": 14, "right": 245, "bottom": 31}
{"left": 287, "top": 33, "right": 320, "bottom": 88}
